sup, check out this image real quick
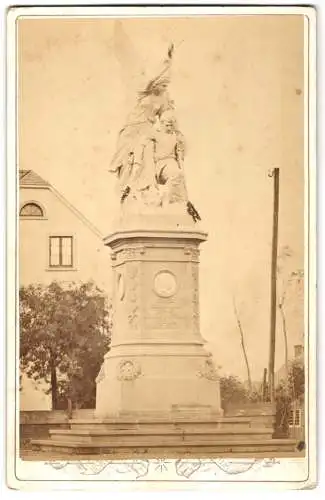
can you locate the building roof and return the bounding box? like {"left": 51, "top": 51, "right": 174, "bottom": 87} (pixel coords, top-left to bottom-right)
{"left": 19, "top": 170, "right": 50, "bottom": 187}
{"left": 19, "top": 169, "right": 103, "bottom": 239}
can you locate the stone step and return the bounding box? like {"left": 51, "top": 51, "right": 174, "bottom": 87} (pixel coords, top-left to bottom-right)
{"left": 72, "top": 410, "right": 95, "bottom": 419}
{"left": 53, "top": 427, "right": 269, "bottom": 436}
{"left": 49, "top": 427, "right": 273, "bottom": 444}
{"left": 69, "top": 423, "right": 253, "bottom": 432}
{"left": 69, "top": 417, "right": 254, "bottom": 432}
{"left": 31, "top": 438, "right": 297, "bottom": 456}
{"left": 69, "top": 416, "right": 252, "bottom": 423}
{"left": 22, "top": 449, "right": 304, "bottom": 460}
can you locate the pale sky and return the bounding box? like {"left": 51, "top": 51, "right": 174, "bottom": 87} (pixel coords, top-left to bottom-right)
{"left": 18, "top": 15, "right": 305, "bottom": 381}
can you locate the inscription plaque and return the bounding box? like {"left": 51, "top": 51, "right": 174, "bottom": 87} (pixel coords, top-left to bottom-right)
{"left": 145, "top": 296, "right": 188, "bottom": 330}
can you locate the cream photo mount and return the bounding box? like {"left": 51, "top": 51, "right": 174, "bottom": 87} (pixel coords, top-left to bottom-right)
{"left": 6, "top": 4, "right": 317, "bottom": 491}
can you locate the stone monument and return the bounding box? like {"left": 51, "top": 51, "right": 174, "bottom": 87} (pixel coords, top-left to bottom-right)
{"left": 95, "top": 44, "right": 222, "bottom": 420}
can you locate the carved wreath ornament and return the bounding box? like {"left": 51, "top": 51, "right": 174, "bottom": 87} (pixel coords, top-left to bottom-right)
{"left": 117, "top": 360, "right": 141, "bottom": 381}
{"left": 197, "top": 358, "right": 219, "bottom": 381}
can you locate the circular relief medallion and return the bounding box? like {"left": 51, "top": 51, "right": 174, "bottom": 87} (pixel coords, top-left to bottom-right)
{"left": 117, "top": 273, "right": 125, "bottom": 301}
{"left": 154, "top": 270, "right": 177, "bottom": 298}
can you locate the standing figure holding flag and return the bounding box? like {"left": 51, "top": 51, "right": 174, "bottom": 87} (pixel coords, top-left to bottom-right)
{"left": 109, "top": 43, "right": 200, "bottom": 222}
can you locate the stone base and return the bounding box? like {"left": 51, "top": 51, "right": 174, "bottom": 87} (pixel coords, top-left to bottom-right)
{"left": 95, "top": 343, "right": 222, "bottom": 419}
{"left": 96, "top": 217, "right": 222, "bottom": 419}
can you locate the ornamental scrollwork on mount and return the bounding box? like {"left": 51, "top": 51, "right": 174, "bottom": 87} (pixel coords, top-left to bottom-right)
{"left": 45, "top": 457, "right": 280, "bottom": 478}
{"left": 117, "top": 360, "right": 142, "bottom": 381}
{"left": 45, "top": 460, "right": 150, "bottom": 478}
{"left": 197, "top": 358, "right": 219, "bottom": 381}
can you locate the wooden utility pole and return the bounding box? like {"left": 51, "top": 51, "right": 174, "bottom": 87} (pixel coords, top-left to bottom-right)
{"left": 262, "top": 367, "right": 268, "bottom": 402}
{"left": 268, "top": 168, "right": 280, "bottom": 403}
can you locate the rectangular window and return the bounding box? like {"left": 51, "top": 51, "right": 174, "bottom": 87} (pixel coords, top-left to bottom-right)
{"left": 294, "top": 409, "right": 302, "bottom": 427}
{"left": 288, "top": 410, "right": 294, "bottom": 427}
{"left": 49, "top": 236, "right": 73, "bottom": 267}
{"left": 288, "top": 408, "right": 302, "bottom": 428}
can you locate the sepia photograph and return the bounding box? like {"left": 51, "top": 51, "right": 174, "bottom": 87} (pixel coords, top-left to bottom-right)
{"left": 6, "top": 4, "right": 316, "bottom": 489}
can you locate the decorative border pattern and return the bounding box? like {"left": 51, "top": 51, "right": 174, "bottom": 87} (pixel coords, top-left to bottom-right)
{"left": 45, "top": 458, "right": 281, "bottom": 480}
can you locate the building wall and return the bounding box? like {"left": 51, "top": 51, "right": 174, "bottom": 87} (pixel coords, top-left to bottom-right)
{"left": 288, "top": 398, "right": 305, "bottom": 441}
{"left": 19, "top": 186, "right": 111, "bottom": 291}
{"left": 20, "top": 374, "right": 52, "bottom": 411}
{"left": 19, "top": 185, "right": 112, "bottom": 410}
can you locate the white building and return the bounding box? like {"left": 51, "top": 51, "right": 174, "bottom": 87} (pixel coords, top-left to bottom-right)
{"left": 19, "top": 170, "right": 111, "bottom": 410}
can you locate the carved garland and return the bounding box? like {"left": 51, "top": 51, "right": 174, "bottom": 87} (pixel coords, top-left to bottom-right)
{"left": 127, "top": 262, "right": 140, "bottom": 330}
{"left": 197, "top": 358, "right": 219, "bottom": 381}
{"left": 117, "top": 360, "right": 142, "bottom": 381}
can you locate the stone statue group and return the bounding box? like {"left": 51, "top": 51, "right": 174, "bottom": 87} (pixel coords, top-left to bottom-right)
{"left": 109, "top": 44, "right": 201, "bottom": 223}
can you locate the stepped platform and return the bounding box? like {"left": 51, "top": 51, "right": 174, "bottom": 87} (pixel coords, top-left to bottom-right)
{"left": 30, "top": 415, "right": 298, "bottom": 458}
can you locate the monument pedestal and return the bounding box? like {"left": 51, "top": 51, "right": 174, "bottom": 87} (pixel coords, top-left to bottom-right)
{"left": 31, "top": 212, "right": 298, "bottom": 457}
{"left": 96, "top": 213, "right": 222, "bottom": 419}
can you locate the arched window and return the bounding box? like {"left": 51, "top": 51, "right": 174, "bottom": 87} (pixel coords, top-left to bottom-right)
{"left": 20, "top": 202, "right": 44, "bottom": 217}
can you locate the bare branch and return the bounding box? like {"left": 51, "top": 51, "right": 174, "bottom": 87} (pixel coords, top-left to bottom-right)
{"left": 232, "top": 296, "right": 253, "bottom": 395}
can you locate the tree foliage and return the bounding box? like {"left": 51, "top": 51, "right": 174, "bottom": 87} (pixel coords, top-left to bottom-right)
{"left": 274, "top": 359, "right": 305, "bottom": 437}
{"left": 219, "top": 375, "right": 249, "bottom": 410}
{"left": 277, "top": 245, "right": 304, "bottom": 386}
{"left": 20, "top": 281, "right": 111, "bottom": 409}
{"left": 289, "top": 359, "right": 305, "bottom": 399}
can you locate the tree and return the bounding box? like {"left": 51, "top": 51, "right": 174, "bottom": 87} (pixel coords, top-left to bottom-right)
{"left": 232, "top": 298, "right": 253, "bottom": 395}
{"left": 288, "top": 358, "right": 305, "bottom": 401}
{"left": 274, "top": 359, "right": 305, "bottom": 437}
{"left": 20, "top": 281, "right": 111, "bottom": 409}
{"left": 219, "top": 375, "right": 249, "bottom": 410}
{"left": 277, "top": 245, "right": 304, "bottom": 388}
